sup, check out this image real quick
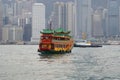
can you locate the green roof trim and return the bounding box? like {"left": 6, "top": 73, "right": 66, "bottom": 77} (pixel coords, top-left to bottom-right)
{"left": 54, "top": 28, "right": 70, "bottom": 34}
{"left": 55, "top": 28, "right": 64, "bottom": 32}
{"left": 40, "top": 28, "right": 70, "bottom": 34}
{"left": 53, "top": 33, "right": 71, "bottom": 37}
{"left": 40, "top": 29, "right": 54, "bottom": 34}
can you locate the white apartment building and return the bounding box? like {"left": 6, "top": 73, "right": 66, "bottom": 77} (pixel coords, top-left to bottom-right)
{"left": 66, "top": 2, "right": 76, "bottom": 38}
{"left": 31, "top": 3, "right": 45, "bottom": 43}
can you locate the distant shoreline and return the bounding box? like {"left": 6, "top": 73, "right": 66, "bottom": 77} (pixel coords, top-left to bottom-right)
{"left": 0, "top": 41, "right": 39, "bottom": 45}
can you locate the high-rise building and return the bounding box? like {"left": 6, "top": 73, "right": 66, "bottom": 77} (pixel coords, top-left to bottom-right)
{"left": 23, "top": 24, "right": 32, "bottom": 41}
{"left": 31, "top": 3, "right": 45, "bottom": 43}
{"left": 107, "top": 0, "right": 119, "bottom": 37}
{"left": 66, "top": 2, "right": 76, "bottom": 37}
{"left": 50, "top": 2, "right": 76, "bottom": 38}
{"left": 119, "top": 7, "right": 120, "bottom": 34}
{"left": 51, "top": 2, "right": 66, "bottom": 30}
{"left": 14, "top": 0, "right": 35, "bottom": 16}
{"left": 75, "top": 0, "right": 92, "bottom": 39}
{"left": 102, "top": 9, "right": 108, "bottom": 37}
{"left": 2, "top": 25, "right": 23, "bottom": 42}
{"left": 0, "top": 0, "right": 3, "bottom": 41}
{"left": 92, "top": 8, "right": 104, "bottom": 38}
{"left": 13, "top": 0, "right": 35, "bottom": 26}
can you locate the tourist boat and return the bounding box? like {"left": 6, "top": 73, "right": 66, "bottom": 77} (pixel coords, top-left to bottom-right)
{"left": 38, "top": 28, "right": 74, "bottom": 54}
{"left": 74, "top": 40, "right": 102, "bottom": 47}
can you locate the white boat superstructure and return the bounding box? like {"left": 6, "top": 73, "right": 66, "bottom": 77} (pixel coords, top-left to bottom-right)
{"left": 74, "top": 40, "right": 102, "bottom": 47}
{"left": 107, "top": 40, "right": 120, "bottom": 45}
{"left": 75, "top": 40, "right": 91, "bottom": 46}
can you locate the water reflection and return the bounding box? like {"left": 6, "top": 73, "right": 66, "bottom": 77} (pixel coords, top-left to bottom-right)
{"left": 38, "top": 53, "right": 69, "bottom": 59}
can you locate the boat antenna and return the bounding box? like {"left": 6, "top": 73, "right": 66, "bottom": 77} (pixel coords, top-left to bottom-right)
{"left": 48, "top": 20, "right": 52, "bottom": 30}
{"left": 49, "top": 20, "right": 52, "bottom": 30}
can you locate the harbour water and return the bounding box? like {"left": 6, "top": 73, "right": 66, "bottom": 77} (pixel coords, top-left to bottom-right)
{"left": 0, "top": 45, "right": 120, "bottom": 80}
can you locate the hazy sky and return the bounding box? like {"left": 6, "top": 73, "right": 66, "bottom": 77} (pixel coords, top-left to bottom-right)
{"left": 36, "top": 0, "right": 107, "bottom": 21}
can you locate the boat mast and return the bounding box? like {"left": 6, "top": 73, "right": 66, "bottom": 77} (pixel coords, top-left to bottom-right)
{"left": 48, "top": 19, "right": 52, "bottom": 30}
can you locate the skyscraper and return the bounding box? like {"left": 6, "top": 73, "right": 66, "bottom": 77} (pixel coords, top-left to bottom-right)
{"left": 49, "top": 2, "right": 76, "bottom": 38}
{"left": 13, "top": 0, "right": 35, "bottom": 26}
{"left": 107, "top": 0, "right": 119, "bottom": 37}
{"left": 31, "top": 3, "right": 45, "bottom": 43}
{"left": 66, "top": 2, "right": 76, "bottom": 37}
{"left": 14, "top": 0, "right": 35, "bottom": 16}
{"left": 2, "top": 25, "right": 23, "bottom": 42}
{"left": 119, "top": 7, "right": 120, "bottom": 34}
{"left": 92, "top": 8, "right": 104, "bottom": 38}
{"left": 0, "top": 0, "right": 3, "bottom": 41}
{"left": 75, "top": 0, "right": 92, "bottom": 39}
{"left": 52, "top": 2, "right": 66, "bottom": 30}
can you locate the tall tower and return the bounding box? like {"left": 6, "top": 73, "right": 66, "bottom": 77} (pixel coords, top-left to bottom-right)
{"left": 14, "top": 0, "right": 35, "bottom": 15}
{"left": 66, "top": 2, "right": 76, "bottom": 37}
{"left": 107, "top": 0, "right": 119, "bottom": 37}
{"left": 92, "top": 8, "right": 104, "bottom": 38}
{"left": 50, "top": 2, "right": 76, "bottom": 38}
{"left": 52, "top": 2, "right": 66, "bottom": 30}
{"left": 31, "top": 3, "right": 45, "bottom": 43}
{"left": 13, "top": 0, "right": 35, "bottom": 26}
{"left": 75, "top": 0, "right": 92, "bottom": 39}
{"left": 0, "top": 0, "right": 3, "bottom": 41}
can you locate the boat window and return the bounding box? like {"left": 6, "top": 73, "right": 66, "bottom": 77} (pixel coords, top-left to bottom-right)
{"left": 45, "top": 36, "right": 49, "bottom": 39}
{"left": 41, "top": 36, "right": 49, "bottom": 39}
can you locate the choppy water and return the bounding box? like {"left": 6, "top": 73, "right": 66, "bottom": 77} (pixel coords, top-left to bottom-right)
{"left": 0, "top": 45, "right": 120, "bottom": 80}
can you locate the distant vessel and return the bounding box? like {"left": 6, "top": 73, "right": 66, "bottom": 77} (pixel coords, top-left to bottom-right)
{"left": 38, "top": 28, "right": 74, "bottom": 54}
{"left": 74, "top": 40, "right": 102, "bottom": 47}
{"left": 74, "top": 33, "right": 102, "bottom": 47}
{"left": 106, "top": 40, "right": 120, "bottom": 45}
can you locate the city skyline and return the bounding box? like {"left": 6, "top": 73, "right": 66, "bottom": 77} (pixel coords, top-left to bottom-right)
{"left": 1, "top": 0, "right": 120, "bottom": 44}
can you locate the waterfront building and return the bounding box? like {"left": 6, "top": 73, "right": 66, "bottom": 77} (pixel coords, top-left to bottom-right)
{"left": 3, "top": 0, "right": 18, "bottom": 25}
{"left": 119, "top": 7, "right": 120, "bottom": 34}
{"left": 51, "top": 2, "right": 66, "bottom": 30}
{"left": 14, "top": 0, "right": 34, "bottom": 26}
{"left": 102, "top": 9, "right": 108, "bottom": 37}
{"left": 14, "top": 0, "right": 35, "bottom": 16}
{"left": 23, "top": 24, "right": 32, "bottom": 41}
{"left": 75, "top": 0, "right": 92, "bottom": 39}
{"left": 92, "top": 8, "right": 104, "bottom": 38}
{"left": 66, "top": 2, "right": 76, "bottom": 38}
{"left": 49, "top": 2, "right": 76, "bottom": 38}
{"left": 17, "top": 13, "right": 32, "bottom": 28}
{"left": 31, "top": 3, "right": 45, "bottom": 43}
{"left": 2, "top": 25, "right": 23, "bottom": 42}
{"left": 107, "top": 0, "right": 119, "bottom": 37}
